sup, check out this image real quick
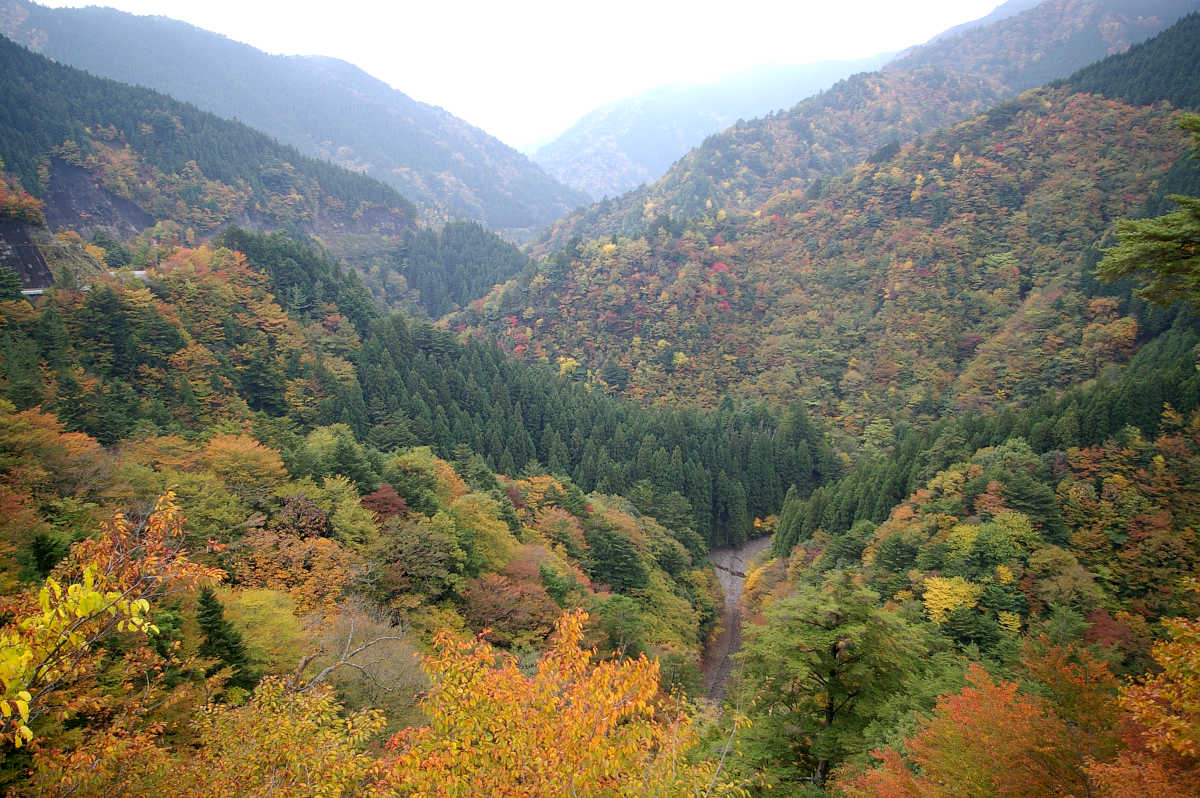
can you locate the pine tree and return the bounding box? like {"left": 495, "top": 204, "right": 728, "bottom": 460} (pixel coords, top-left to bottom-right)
{"left": 0, "top": 264, "right": 22, "bottom": 300}
{"left": 195, "top": 588, "right": 256, "bottom": 691}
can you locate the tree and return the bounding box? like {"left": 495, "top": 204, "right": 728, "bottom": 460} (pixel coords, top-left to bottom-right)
{"left": 194, "top": 588, "right": 256, "bottom": 691}
{"left": 372, "top": 610, "right": 719, "bottom": 797}
{"left": 23, "top": 677, "right": 387, "bottom": 798}
{"left": 841, "top": 665, "right": 1079, "bottom": 798}
{"left": 0, "top": 494, "right": 221, "bottom": 748}
{"left": 1098, "top": 114, "right": 1200, "bottom": 307}
{"left": 201, "top": 434, "right": 287, "bottom": 509}
{"left": 583, "top": 518, "right": 648, "bottom": 593}
{"left": 1120, "top": 602, "right": 1200, "bottom": 763}
{"left": 734, "top": 571, "right": 928, "bottom": 787}
{"left": 841, "top": 642, "right": 1126, "bottom": 797}
{"left": 0, "top": 264, "right": 22, "bottom": 300}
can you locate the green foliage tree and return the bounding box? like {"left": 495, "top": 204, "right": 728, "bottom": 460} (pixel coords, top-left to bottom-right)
{"left": 1098, "top": 114, "right": 1200, "bottom": 307}
{"left": 0, "top": 265, "right": 22, "bottom": 300}
{"left": 583, "top": 519, "right": 649, "bottom": 594}
{"left": 734, "top": 571, "right": 929, "bottom": 788}
{"left": 195, "top": 588, "right": 257, "bottom": 691}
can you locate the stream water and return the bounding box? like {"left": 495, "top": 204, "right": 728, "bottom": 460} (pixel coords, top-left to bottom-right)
{"left": 700, "top": 535, "right": 773, "bottom": 700}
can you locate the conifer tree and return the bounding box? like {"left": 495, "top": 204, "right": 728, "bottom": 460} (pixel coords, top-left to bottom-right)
{"left": 195, "top": 588, "right": 257, "bottom": 691}
{"left": 0, "top": 264, "right": 22, "bottom": 300}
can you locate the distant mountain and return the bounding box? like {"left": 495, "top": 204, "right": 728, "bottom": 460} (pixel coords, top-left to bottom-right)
{"left": 534, "top": 0, "right": 1199, "bottom": 253}
{"left": 922, "top": 0, "right": 1044, "bottom": 44}
{"left": 532, "top": 56, "right": 890, "bottom": 201}
{"left": 0, "top": 33, "right": 414, "bottom": 246}
{"left": 0, "top": 34, "right": 534, "bottom": 319}
{"left": 883, "top": 0, "right": 1196, "bottom": 90}
{"left": 457, "top": 15, "right": 1200, "bottom": 437}
{"left": 1061, "top": 11, "right": 1200, "bottom": 112}
{"left": 0, "top": 0, "right": 589, "bottom": 238}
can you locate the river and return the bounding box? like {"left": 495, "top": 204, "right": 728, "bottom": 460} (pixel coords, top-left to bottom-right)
{"left": 700, "top": 535, "right": 773, "bottom": 700}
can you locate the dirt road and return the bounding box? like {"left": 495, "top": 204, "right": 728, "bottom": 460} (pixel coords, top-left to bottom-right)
{"left": 700, "top": 535, "right": 773, "bottom": 700}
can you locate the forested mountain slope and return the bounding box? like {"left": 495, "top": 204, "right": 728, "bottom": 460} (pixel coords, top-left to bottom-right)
{"left": 0, "top": 33, "right": 414, "bottom": 246}
{"left": 459, "top": 51, "right": 1195, "bottom": 443}
{"left": 884, "top": 0, "right": 1193, "bottom": 90}
{"left": 532, "top": 55, "right": 890, "bottom": 200}
{"left": 0, "top": 230, "right": 735, "bottom": 792}
{"left": 3, "top": 3, "right": 1200, "bottom": 794}
{"left": 0, "top": 34, "right": 537, "bottom": 317}
{"left": 535, "top": 0, "right": 1198, "bottom": 252}
{"left": 736, "top": 115, "right": 1200, "bottom": 790}
{"left": 0, "top": 0, "right": 589, "bottom": 237}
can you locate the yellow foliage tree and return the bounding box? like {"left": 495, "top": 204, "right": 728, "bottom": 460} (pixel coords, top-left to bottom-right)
{"left": 373, "top": 610, "right": 719, "bottom": 797}
{"left": 201, "top": 433, "right": 286, "bottom": 508}
{"left": 922, "top": 576, "right": 983, "bottom": 624}
{"left": 0, "top": 494, "right": 221, "bottom": 747}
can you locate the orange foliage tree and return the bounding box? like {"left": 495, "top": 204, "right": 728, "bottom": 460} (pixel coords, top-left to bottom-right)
{"left": 373, "top": 610, "right": 720, "bottom": 797}
{"left": 0, "top": 493, "right": 221, "bottom": 747}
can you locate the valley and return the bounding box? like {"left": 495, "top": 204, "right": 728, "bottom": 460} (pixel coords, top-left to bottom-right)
{"left": 1, "top": 0, "right": 1199, "bottom": 795}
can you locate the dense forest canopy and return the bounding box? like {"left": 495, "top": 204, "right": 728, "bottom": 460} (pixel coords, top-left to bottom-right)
{"left": 2, "top": 2, "right": 1200, "bottom": 796}
{"left": 0, "top": 0, "right": 589, "bottom": 236}
{"left": 534, "top": 0, "right": 1197, "bottom": 254}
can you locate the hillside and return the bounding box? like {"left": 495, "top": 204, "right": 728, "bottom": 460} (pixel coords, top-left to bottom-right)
{"left": 3, "top": 2, "right": 1200, "bottom": 794}
{"left": 0, "top": 33, "right": 414, "bottom": 245}
{"left": 0, "top": 0, "right": 589, "bottom": 237}
{"left": 0, "top": 34, "right": 540, "bottom": 318}
{"left": 532, "top": 55, "right": 889, "bottom": 200}
{"left": 0, "top": 222, "right": 737, "bottom": 790}
{"left": 460, "top": 85, "right": 1192, "bottom": 442}
{"left": 535, "top": 0, "right": 1199, "bottom": 253}
{"left": 885, "top": 0, "right": 1194, "bottom": 90}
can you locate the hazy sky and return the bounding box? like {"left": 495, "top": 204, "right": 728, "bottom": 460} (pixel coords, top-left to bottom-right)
{"left": 39, "top": 0, "right": 1003, "bottom": 151}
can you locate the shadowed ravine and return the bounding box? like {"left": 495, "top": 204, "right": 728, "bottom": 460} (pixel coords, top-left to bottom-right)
{"left": 701, "top": 536, "right": 772, "bottom": 700}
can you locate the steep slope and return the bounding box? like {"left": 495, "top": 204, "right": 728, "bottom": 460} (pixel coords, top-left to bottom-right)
{"left": 532, "top": 55, "right": 890, "bottom": 201}
{"left": 885, "top": 0, "right": 1193, "bottom": 90}
{"left": 0, "top": 33, "right": 415, "bottom": 245}
{"left": 535, "top": 0, "right": 1198, "bottom": 252}
{"left": 1061, "top": 11, "right": 1200, "bottom": 111}
{"left": 0, "top": 223, "right": 834, "bottom": 550}
{"left": 0, "top": 0, "right": 589, "bottom": 237}
{"left": 0, "top": 34, "right": 540, "bottom": 316}
{"left": 459, "top": 85, "right": 1191, "bottom": 439}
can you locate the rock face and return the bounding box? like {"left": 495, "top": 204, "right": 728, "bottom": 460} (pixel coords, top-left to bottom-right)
{"left": 43, "top": 159, "right": 154, "bottom": 241}
{"left": 0, "top": 216, "right": 51, "bottom": 288}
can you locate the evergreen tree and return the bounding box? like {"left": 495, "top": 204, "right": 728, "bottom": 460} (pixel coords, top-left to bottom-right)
{"left": 1099, "top": 114, "right": 1200, "bottom": 307}
{"left": 0, "top": 264, "right": 22, "bottom": 300}
{"left": 195, "top": 588, "right": 256, "bottom": 691}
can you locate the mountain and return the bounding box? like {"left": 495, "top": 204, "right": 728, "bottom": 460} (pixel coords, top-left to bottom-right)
{"left": 532, "top": 55, "right": 891, "bottom": 201}
{"left": 0, "top": 33, "right": 541, "bottom": 318}
{"left": 456, "top": 14, "right": 1200, "bottom": 447}
{"left": 0, "top": 32, "right": 840, "bottom": 544}
{"left": 0, "top": 33, "right": 415, "bottom": 247}
{"left": 4, "top": 3, "right": 1200, "bottom": 795}
{"left": 921, "top": 0, "right": 1045, "bottom": 43}
{"left": 883, "top": 0, "right": 1195, "bottom": 90}
{"left": 534, "top": 0, "right": 1199, "bottom": 253}
{"left": 0, "top": 0, "right": 589, "bottom": 238}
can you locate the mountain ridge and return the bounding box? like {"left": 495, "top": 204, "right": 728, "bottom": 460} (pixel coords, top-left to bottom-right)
{"left": 533, "top": 0, "right": 1199, "bottom": 254}
{"left": 0, "top": 0, "right": 589, "bottom": 238}
{"left": 532, "top": 55, "right": 892, "bottom": 201}
{"left": 454, "top": 19, "right": 1197, "bottom": 443}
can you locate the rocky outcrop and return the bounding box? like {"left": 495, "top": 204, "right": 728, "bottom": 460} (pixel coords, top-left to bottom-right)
{"left": 0, "top": 216, "right": 51, "bottom": 288}
{"left": 43, "top": 159, "right": 155, "bottom": 240}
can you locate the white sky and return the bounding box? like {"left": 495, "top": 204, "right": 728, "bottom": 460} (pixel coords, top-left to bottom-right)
{"left": 38, "top": 0, "right": 1003, "bottom": 151}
